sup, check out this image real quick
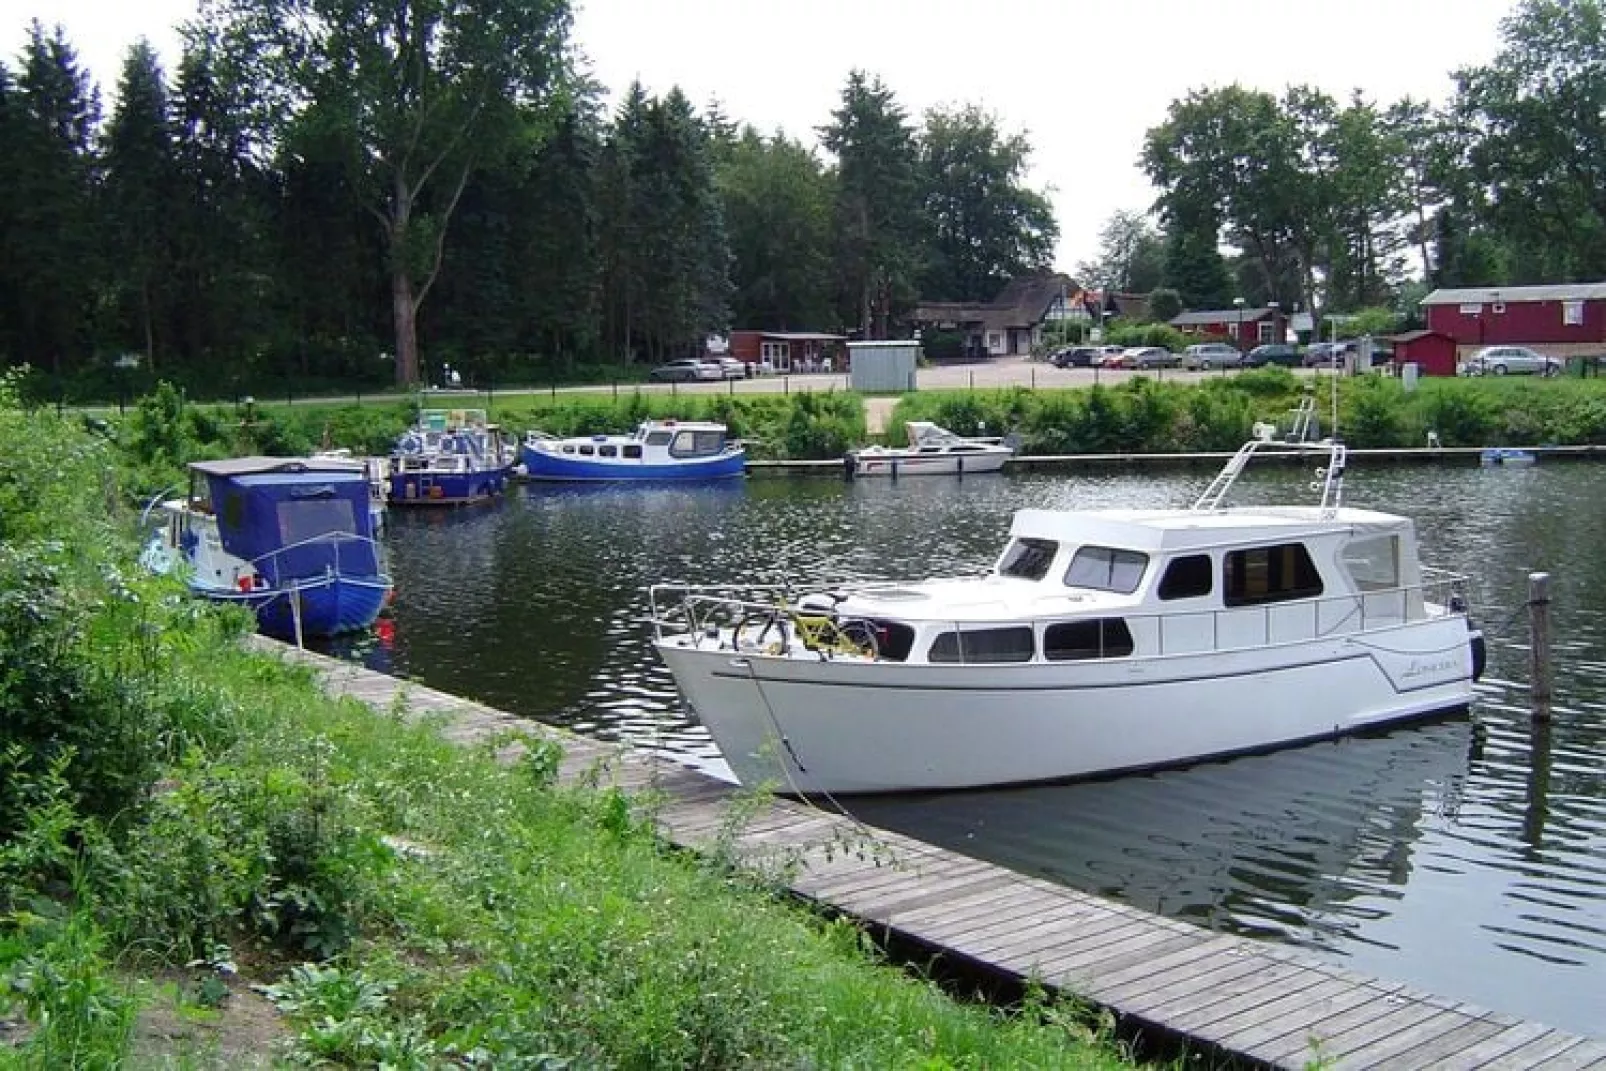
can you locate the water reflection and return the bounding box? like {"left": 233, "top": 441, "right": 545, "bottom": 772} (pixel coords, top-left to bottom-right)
{"left": 357, "top": 459, "right": 1606, "bottom": 1038}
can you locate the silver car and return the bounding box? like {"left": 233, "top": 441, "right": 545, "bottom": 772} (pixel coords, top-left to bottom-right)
{"left": 1181, "top": 342, "right": 1244, "bottom": 370}
{"left": 1457, "top": 346, "right": 1562, "bottom": 377}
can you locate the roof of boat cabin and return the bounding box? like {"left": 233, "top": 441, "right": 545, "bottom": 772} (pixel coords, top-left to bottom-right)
{"left": 1009, "top": 505, "right": 1411, "bottom": 552}
{"left": 188, "top": 456, "right": 367, "bottom": 477}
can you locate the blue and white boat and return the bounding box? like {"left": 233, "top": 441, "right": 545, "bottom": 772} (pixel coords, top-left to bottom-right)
{"left": 1480, "top": 447, "right": 1537, "bottom": 467}
{"left": 142, "top": 457, "right": 393, "bottom": 642}
{"left": 520, "top": 419, "right": 746, "bottom": 481}
{"left": 388, "top": 408, "right": 513, "bottom": 506}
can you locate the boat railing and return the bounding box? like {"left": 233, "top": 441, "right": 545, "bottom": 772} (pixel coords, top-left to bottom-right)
{"left": 248, "top": 530, "right": 388, "bottom": 583}
{"left": 650, "top": 571, "right": 1469, "bottom": 663}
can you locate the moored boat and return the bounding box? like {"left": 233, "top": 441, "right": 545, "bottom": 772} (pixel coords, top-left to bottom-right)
{"left": 388, "top": 408, "right": 513, "bottom": 506}
{"left": 141, "top": 456, "right": 393, "bottom": 642}
{"left": 520, "top": 419, "right": 745, "bottom": 481}
{"left": 845, "top": 421, "right": 1014, "bottom": 477}
{"left": 651, "top": 413, "right": 1484, "bottom": 795}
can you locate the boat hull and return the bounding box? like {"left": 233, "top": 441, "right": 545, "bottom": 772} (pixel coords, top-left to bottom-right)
{"left": 521, "top": 446, "right": 746, "bottom": 481}
{"left": 388, "top": 467, "right": 510, "bottom": 506}
{"left": 190, "top": 574, "right": 391, "bottom": 640}
{"left": 656, "top": 618, "right": 1477, "bottom": 794}
{"left": 847, "top": 450, "right": 1010, "bottom": 476}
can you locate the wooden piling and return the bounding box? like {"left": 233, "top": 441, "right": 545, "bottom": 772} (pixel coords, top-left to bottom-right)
{"left": 1528, "top": 571, "right": 1552, "bottom": 720}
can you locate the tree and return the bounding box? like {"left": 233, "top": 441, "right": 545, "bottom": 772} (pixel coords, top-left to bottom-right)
{"left": 1076, "top": 210, "right": 1164, "bottom": 295}
{"left": 1146, "top": 287, "right": 1182, "bottom": 323}
{"left": 917, "top": 104, "right": 1057, "bottom": 302}
{"left": 102, "top": 39, "right": 179, "bottom": 367}
{"left": 10, "top": 22, "right": 100, "bottom": 378}
{"left": 820, "top": 71, "right": 923, "bottom": 338}
{"left": 1453, "top": 0, "right": 1606, "bottom": 281}
{"left": 1161, "top": 214, "right": 1234, "bottom": 309}
{"left": 719, "top": 126, "right": 835, "bottom": 330}
{"left": 205, "top": 0, "right": 574, "bottom": 384}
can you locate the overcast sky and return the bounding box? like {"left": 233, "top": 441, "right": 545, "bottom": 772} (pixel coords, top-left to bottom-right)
{"left": 1, "top": 0, "right": 1515, "bottom": 273}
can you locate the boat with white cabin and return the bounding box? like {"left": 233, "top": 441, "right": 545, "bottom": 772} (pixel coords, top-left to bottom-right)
{"left": 520, "top": 419, "right": 745, "bottom": 481}
{"left": 845, "top": 421, "right": 1014, "bottom": 477}
{"left": 388, "top": 408, "right": 513, "bottom": 506}
{"left": 141, "top": 456, "right": 393, "bottom": 642}
{"left": 651, "top": 404, "right": 1485, "bottom": 795}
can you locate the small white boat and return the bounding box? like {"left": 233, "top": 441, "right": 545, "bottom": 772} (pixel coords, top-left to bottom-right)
{"left": 651, "top": 406, "right": 1484, "bottom": 795}
{"left": 845, "top": 421, "right": 1014, "bottom": 477}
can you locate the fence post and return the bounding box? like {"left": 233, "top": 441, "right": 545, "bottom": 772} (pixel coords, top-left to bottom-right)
{"left": 1529, "top": 571, "right": 1552, "bottom": 721}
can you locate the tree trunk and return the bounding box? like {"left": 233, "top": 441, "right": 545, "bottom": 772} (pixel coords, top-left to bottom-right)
{"left": 388, "top": 174, "right": 419, "bottom": 386}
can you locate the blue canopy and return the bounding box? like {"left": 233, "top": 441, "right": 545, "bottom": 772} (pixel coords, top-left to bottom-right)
{"left": 199, "top": 462, "right": 380, "bottom": 584}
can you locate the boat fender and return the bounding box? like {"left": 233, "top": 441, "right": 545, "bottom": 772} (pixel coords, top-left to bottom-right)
{"left": 843, "top": 452, "right": 857, "bottom": 480}
{"left": 1469, "top": 627, "right": 1487, "bottom": 682}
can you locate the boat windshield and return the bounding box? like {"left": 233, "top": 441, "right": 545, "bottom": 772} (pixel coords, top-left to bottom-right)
{"left": 997, "top": 537, "right": 1057, "bottom": 580}
{"left": 1064, "top": 546, "right": 1149, "bottom": 594}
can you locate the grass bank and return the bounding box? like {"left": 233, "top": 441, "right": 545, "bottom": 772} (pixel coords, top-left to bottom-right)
{"left": 1, "top": 376, "right": 1132, "bottom": 1067}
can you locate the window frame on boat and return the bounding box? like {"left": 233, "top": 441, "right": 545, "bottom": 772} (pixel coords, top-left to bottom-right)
{"left": 1064, "top": 545, "right": 1149, "bottom": 595}
{"left": 927, "top": 626, "right": 1036, "bottom": 664}
{"left": 669, "top": 429, "right": 727, "bottom": 458}
{"left": 599, "top": 444, "right": 618, "bottom": 458}
{"left": 1043, "top": 618, "right": 1135, "bottom": 660}
{"left": 1158, "top": 553, "right": 1213, "bottom": 601}
{"left": 1339, "top": 534, "right": 1400, "bottom": 591}
{"left": 997, "top": 537, "right": 1057, "bottom": 581}
{"left": 644, "top": 430, "right": 673, "bottom": 447}
{"left": 1223, "top": 542, "right": 1324, "bottom": 607}
{"left": 623, "top": 444, "right": 643, "bottom": 460}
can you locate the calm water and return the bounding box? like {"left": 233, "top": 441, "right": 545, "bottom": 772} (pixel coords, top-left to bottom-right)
{"left": 351, "top": 461, "right": 1606, "bottom": 1039}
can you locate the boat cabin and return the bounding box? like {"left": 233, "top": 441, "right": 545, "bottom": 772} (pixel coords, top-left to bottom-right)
{"left": 832, "top": 506, "right": 1431, "bottom": 665}
{"left": 545, "top": 420, "right": 732, "bottom": 462}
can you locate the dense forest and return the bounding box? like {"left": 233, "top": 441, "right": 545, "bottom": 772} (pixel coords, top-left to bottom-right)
{"left": 3, "top": 0, "right": 1604, "bottom": 398}
{"left": 0, "top": 0, "right": 1055, "bottom": 397}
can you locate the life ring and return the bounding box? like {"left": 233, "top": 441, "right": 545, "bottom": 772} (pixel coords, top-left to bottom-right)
{"left": 398, "top": 433, "right": 423, "bottom": 456}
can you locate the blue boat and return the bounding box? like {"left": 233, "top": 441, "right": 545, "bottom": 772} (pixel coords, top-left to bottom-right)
{"left": 520, "top": 419, "right": 746, "bottom": 481}
{"left": 1480, "top": 447, "right": 1537, "bottom": 467}
{"left": 142, "top": 457, "right": 393, "bottom": 642}
{"left": 388, "top": 408, "right": 514, "bottom": 506}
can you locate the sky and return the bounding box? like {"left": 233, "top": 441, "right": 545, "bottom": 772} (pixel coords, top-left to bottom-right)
{"left": 1, "top": 0, "right": 1516, "bottom": 275}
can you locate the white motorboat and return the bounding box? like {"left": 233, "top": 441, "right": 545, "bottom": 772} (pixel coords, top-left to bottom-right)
{"left": 651, "top": 409, "right": 1485, "bottom": 795}
{"left": 845, "top": 421, "right": 1014, "bottom": 477}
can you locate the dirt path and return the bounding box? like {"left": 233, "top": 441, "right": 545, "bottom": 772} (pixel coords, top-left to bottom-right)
{"left": 863, "top": 396, "right": 898, "bottom": 435}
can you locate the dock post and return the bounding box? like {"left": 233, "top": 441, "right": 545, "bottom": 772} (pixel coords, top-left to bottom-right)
{"left": 291, "top": 587, "right": 305, "bottom": 651}
{"left": 1528, "top": 571, "right": 1552, "bottom": 720}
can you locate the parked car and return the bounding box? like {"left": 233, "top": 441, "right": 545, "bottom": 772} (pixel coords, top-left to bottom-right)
{"left": 1116, "top": 346, "right": 1181, "bottom": 369}
{"left": 1052, "top": 346, "right": 1101, "bottom": 368}
{"left": 1181, "top": 342, "right": 1243, "bottom": 370}
{"left": 1244, "top": 343, "right": 1303, "bottom": 368}
{"left": 714, "top": 357, "right": 746, "bottom": 379}
{"left": 648, "top": 358, "right": 723, "bottom": 382}
{"left": 1457, "top": 345, "right": 1562, "bottom": 377}
{"left": 1301, "top": 342, "right": 1342, "bottom": 368}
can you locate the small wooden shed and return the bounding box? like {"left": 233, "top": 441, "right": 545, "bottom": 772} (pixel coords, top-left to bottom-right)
{"left": 1388, "top": 330, "right": 1458, "bottom": 376}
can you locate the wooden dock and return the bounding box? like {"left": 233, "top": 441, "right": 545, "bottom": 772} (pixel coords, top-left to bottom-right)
{"left": 259, "top": 639, "right": 1605, "bottom": 1070}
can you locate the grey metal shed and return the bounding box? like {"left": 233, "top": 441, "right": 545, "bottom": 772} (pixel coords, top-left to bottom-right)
{"left": 848, "top": 340, "right": 920, "bottom": 392}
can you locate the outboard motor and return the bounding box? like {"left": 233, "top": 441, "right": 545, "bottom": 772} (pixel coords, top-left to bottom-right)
{"left": 1469, "top": 627, "right": 1487, "bottom": 682}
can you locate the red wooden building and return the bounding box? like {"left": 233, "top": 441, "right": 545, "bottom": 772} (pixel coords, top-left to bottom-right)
{"left": 727, "top": 331, "right": 846, "bottom": 372}
{"left": 1386, "top": 330, "right": 1457, "bottom": 376}
{"left": 1170, "top": 307, "right": 1288, "bottom": 350}
{"left": 1419, "top": 283, "right": 1606, "bottom": 355}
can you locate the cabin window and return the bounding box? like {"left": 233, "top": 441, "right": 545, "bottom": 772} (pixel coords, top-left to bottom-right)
{"left": 599, "top": 445, "right": 617, "bottom": 458}
{"left": 278, "top": 498, "right": 358, "bottom": 544}
{"left": 561, "top": 445, "right": 576, "bottom": 454}
{"left": 623, "top": 444, "right": 643, "bottom": 459}
{"left": 1564, "top": 300, "right": 1584, "bottom": 326}
{"left": 1341, "top": 534, "right": 1400, "bottom": 592}
{"left": 1043, "top": 618, "right": 1135, "bottom": 660}
{"left": 1064, "top": 546, "right": 1148, "bottom": 594}
{"left": 868, "top": 620, "right": 916, "bottom": 662}
{"left": 645, "top": 431, "right": 673, "bottom": 447}
{"left": 1224, "top": 543, "right": 1323, "bottom": 606}
{"left": 579, "top": 444, "right": 594, "bottom": 456}
{"left": 928, "top": 626, "right": 1035, "bottom": 664}
{"left": 1158, "top": 554, "right": 1213, "bottom": 600}
{"left": 670, "top": 429, "right": 725, "bottom": 458}
{"left": 997, "top": 537, "right": 1057, "bottom": 580}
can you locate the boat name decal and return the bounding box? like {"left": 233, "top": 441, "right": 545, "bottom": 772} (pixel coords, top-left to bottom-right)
{"left": 1401, "top": 655, "right": 1458, "bottom": 679}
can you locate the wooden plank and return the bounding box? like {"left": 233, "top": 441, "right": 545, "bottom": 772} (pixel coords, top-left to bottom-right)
{"left": 1431, "top": 1022, "right": 1567, "bottom": 1071}
{"left": 1265, "top": 998, "right": 1457, "bottom": 1068}
{"left": 1499, "top": 1038, "right": 1606, "bottom": 1071}
{"left": 840, "top": 861, "right": 1002, "bottom": 917}
{"left": 1075, "top": 934, "right": 1246, "bottom": 999}
{"left": 1102, "top": 952, "right": 1268, "bottom": 1015}
{"left": 1461, "top": 1030, "right": 1584, "bottom": 1070}
{"left": 1214, "top": 980, "right": 1407, "bottom": 1056}
{"left": 959, "top": 903, "right": 1123, "bottom": 959}
{"left": 870, "top": 872, "right": 1024, "bottom": 922}
{"left": 1344, "top": 1015, "right": 1511, "bottom": 1070}
{"left": 907, "top": 888, "right": 1079, "bottom": 941}
{"left": 1142, "top": 959, "right": 1316, "bottom": 1024}
{"left": 1323, "top": 1007, "right": 1471, "bottom": 1067}
{"left": 1026, "top": 931, "right": 1203, "bottom": 987}
{"left": 988, "top": 913, "right": 1157, "bottom": 967}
